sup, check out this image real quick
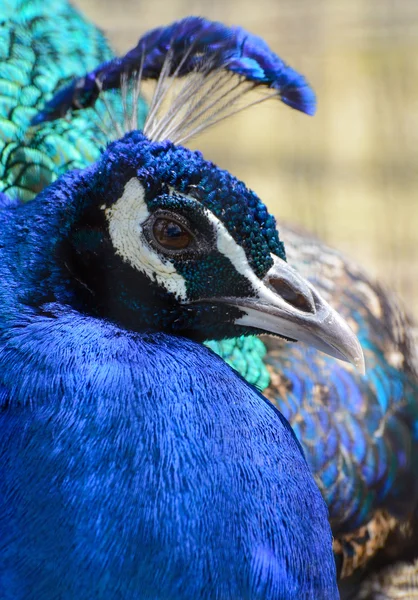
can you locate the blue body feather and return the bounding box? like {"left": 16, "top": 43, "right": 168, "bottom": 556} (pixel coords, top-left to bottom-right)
{"left": 0, "top": 187, "right": 338, "bottom": 598}
{"left": 265, "top": 340, "right": 418, "bottom": 530}
{"left": 261, "top": 228, "right": 418, "bottom": 582}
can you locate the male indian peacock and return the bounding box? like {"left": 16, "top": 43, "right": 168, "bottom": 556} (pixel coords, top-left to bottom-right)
{"left": 1, "top": 2, "right": 418, "bottom": 599}
{"left": 0, "top": 2, "right": 361, "bottom": 599}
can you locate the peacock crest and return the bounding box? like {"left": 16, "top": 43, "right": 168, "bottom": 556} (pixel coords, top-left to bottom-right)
{"left": 32, "top": 17, "right": 316, "bottom": 145}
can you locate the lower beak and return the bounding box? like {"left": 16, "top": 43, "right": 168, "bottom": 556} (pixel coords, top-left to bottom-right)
{"left": 220, "top": 255, "right": 365, "bottom": 374}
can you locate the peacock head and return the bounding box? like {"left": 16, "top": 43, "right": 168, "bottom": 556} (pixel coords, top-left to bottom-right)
{"left": 59, "top": 130, "right": 363, "bottom": 370}
{"left": 34, "top": 17, "right": 363, "bottom": 369}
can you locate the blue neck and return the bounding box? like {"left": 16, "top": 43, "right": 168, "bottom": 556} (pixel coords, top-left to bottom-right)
{"left": 0, "top": 308, "right": 337, "bottom": 598}
{"left": 0, "top": 188, "right": 338, "bottom": 599}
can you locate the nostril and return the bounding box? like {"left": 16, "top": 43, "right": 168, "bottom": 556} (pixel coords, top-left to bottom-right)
{"left": 268, "top": 277, "right": 315, "bottom": 313}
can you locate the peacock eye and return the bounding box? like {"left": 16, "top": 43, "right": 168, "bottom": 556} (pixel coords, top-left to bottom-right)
{"left": 152, "top": 218, "right": 192, "bottom": 250}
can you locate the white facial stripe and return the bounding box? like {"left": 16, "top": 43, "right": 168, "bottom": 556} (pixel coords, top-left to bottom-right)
{"left": 103, "top": 177, "right": 187, "bottom": 300}
{"left": 204, "top": 210, "right": 270, "bottom": 296}
{"left": 103, "top": 181, "right": 281, "bottom": 307}
{"left": 204, "top": 209, "right": 300, "bottom": 311}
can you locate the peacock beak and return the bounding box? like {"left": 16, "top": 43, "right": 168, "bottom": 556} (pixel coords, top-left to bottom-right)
{"left": 231, "top": 255, "right": 365, "bottom": 374}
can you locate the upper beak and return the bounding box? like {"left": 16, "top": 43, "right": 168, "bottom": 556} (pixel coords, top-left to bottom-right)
{"left": 224, "top": 255, "right": 365, "bottom": 374}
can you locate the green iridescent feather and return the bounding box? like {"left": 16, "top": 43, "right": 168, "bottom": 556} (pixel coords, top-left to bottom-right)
{"left": 206, "top": 336, "right": 270, "bottom": 389}
{"left": 0, "top": 0, "right": 147, "bottom": 201}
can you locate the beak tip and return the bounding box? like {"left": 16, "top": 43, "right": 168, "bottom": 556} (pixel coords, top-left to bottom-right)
{"left": 334, "top": 322, "right": 366, "bottom": 376}
{"left": 352, "top": 347, "right": 366, "bottom": 376}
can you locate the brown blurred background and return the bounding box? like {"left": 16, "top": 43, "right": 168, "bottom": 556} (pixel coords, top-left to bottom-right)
{"left": 76, "top": 0, "right": 418, "bottom": 320}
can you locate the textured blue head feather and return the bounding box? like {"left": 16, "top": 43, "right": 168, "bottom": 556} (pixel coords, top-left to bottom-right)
{"left": 32, "top": 16, "right": 316, "bottom": 130}
{"left": 95, "top": 131, "right": 285, "bottom": 271}
{"left": 27, "top": 131, "right": 286, "bottom": 340}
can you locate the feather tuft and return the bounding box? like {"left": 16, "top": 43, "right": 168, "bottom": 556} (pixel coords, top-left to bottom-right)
{"left": 32, "top": 17, "right": 316, "bottom": 142}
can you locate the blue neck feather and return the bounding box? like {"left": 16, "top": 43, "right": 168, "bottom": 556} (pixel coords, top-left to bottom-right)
{"left": 0, "top": 311, "right": 337, "bottom": 598}
{"left": 0, "top": 187, "right": 338, "bottom": 597}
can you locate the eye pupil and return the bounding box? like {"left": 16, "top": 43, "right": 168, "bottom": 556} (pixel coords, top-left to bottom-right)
{"left": 153, "top": 218, "right": 192, "bottom": 250}
{"left": 166, "top": 223, "right": 182, "bottom": 238}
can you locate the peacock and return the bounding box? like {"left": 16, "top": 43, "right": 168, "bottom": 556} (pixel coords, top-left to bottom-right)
{"left": 0, "top": 3, "right": 360, "bottom": 599}
{"left": 1, "top": 1, "right": 418, "bottom": 599}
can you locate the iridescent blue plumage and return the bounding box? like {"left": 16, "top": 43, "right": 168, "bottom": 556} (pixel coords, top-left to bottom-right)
{"left": 0, "top": 6, "right": 339, "bottom": 593}
{"left": 263, "top": 227, "right": 418, "bottom": 588}
{"left": 0, "top": 126, "right": 339, "bottom": 598}
{"left": 53, "top": 25, "right": 418, "bottom": 582}
{"left": 32, "top": 16, "right": 316, "bottom": 125}
{"left": 3, "top": 2, "right": 418, "bottom": 598}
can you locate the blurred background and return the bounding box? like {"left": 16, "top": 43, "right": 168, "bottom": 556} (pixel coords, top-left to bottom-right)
{"left": 76, "top": 0, "right": 418, "bottom": 320}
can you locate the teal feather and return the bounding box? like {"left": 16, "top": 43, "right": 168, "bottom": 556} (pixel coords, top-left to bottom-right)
{"left": 206, "top": 336, "right": 270, "bottom": 389}
{"left": 0, "top": 0, "right": 147, "bottom": 200}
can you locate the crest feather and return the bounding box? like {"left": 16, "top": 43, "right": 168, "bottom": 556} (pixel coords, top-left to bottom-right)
{"left": 32, "top": 17, "right": 316, "bottom": 143}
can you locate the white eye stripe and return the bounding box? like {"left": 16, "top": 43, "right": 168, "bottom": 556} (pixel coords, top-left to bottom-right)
{"left": 203, "top": 210, "right": 263, "bottom": 297}
{"left": 103, "top": 177, "right": 187, "bottom": 300}
{"left": 103, "top": 177, "right": 270, "bottom": 303}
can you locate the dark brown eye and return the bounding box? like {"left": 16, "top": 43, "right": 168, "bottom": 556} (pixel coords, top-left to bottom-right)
{"left": 152, "top": 218, "right": 192, "bottom": 250}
